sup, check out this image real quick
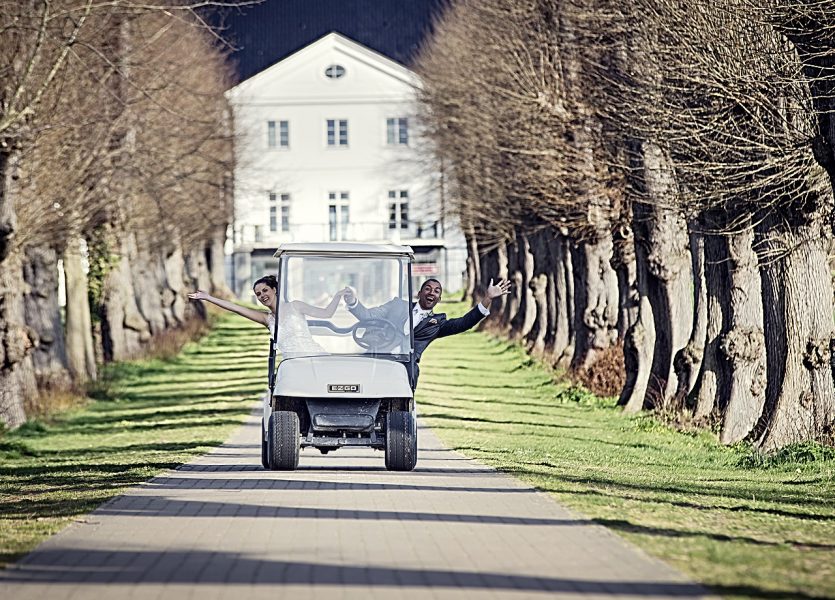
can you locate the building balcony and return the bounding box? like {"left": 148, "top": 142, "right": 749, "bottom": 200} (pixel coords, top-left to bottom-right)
{"left": 235, "top": 220, "right": 446, "bottom": 250}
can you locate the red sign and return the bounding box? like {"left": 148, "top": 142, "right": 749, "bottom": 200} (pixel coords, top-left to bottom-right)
{"left": 412, "top": 263, "right": 438, "bottom": 275}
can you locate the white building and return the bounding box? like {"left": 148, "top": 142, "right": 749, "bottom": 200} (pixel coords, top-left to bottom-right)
{"left": 226, "top": 32, "right": 466, "bottom": 298}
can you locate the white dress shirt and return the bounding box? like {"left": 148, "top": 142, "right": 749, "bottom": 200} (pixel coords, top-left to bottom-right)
{"left": 412, "top": 304, "right": 432, "bottom": 328}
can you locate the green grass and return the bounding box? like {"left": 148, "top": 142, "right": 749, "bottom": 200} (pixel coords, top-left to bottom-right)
{"left": 0, "top": 314, "right": 267, "bottom": 566}
{"left": 418, "top": 303, "right": 835, "bottom": 600}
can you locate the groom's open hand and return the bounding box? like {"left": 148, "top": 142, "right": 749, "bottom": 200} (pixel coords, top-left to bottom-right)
{"left": 486, "top": 278, "right": 512, "bottom": 299}
{"left": 482, "top": 278, "right": 511, "bottom": 308}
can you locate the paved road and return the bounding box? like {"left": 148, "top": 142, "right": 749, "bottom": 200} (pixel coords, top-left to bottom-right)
{"left": 1, "top": 412, "right": 715, "bottom": 599}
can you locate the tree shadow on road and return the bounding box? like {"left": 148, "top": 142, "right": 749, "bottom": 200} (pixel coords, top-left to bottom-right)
{"left": 2, "top": 548, "right": 824, "bottom": 599}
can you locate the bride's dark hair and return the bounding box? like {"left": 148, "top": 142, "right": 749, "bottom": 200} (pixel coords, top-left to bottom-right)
{"left": 253, "top": 274, "right": 278, "bottom": 290}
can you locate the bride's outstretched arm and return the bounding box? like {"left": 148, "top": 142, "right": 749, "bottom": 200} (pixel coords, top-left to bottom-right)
{"left": 291, "top": 287, "right": 350, "bottom": 318}
{"left": 188, "top": 290, "right": 269, "bottom": 326}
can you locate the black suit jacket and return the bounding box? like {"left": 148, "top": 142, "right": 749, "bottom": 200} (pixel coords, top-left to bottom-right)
{"left": 412, "top": 305, "right": 485, "bottom": 362}
{"left": 349, "top": 299, "right": 486, "bottom": 363}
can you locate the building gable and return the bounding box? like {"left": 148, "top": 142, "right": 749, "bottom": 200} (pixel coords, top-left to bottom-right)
{"left": 227, "top": 33, "right": 420, "bottom": 102}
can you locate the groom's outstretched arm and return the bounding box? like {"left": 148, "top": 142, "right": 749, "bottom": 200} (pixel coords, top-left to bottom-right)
{"left": 437, "top": 278, "right": 512, "bottom": 338}
{"left": 436, "top": 305, "right": 487, "bottom": 338}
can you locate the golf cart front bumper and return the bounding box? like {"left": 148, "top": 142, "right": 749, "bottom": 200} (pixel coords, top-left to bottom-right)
{"left": 272, "top": 355, "right": 414, "bottom": 448}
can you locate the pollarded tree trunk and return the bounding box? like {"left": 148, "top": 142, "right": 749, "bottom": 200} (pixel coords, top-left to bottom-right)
{"left": 690, "top": 232, "right": 731, "bottom": 419}
{"left": 0, "top": 250, "right": 38, "bottom": 428}
{"left": 0, "top": 150, "right": 35, "bottom": 428}
{"left": 641, "top": 143, "right": 693, "bottom": 409}
{"left": 672, "top": 228, "right": 707, "bottom": 410}
{"left": 619, "top": 211, "right": 656, "bottom": 412}
{"left": 782, "top": 24, "right": 835, "bottom": 445}
{"left": 208, "top": 224, "right": 228, "bottom": 296}
{"left": 571, "top": 235, "right": 619, "bottom": 370}
{"left": 620, "top": 141, "right": 693, "bottom": 411}
{"left": 152, "top": 241, "right": 183, "bottom": 330}
{"left": 462, "top": 228, "right": 479, "bottom": 301}
{"left": 478, "top": 246, "right": 495, "bottom": 293}
{"left": 755, "top": 213, "right": 835, "bottom": 451}
{"left": 719, "top": 224, "right": 766, "bottom": 444}
{"left": 100, "top": 229, "right": 151, "bottom": 361}
{"left": 64, "top": 237, "right": 97, "bottom": 382}
{"left": 161, "top": 242, "right": 184, "bottom": 327}
{"left": 510, "top": 231, "right": 537, "bottom": 339}
{"left": 526, "top": 229, "right": 552, "bottom": 355}
{"left": 688, "top": 223, "right": 766, "bottom": 439}
{"left": 481, "top": 240, "right": 508, "bottom": 321}
{"left": 478, "top": 243, "right": 499, "bottom": 317}
{"left": 496, "top": 240, "right": 509, "bottom": 316}
{"left": 541, "top": 232, "right": 559, "bottom": 355}
{"left": 185, "top": 242, "right": 212, "bottom": 301}
{"left": 529, "top": 273, "right": 548, "bottom": 355}
{"left": 0, "top": 150, "right": 15, "bottom": 264}
{"left": 131, "top": 239, "right": 167, "bottom": 336}
{"left": 553, "top": 234, "right": 575, "bottom": 369}
{"left": 612, "top": 223, "right": 638, "bottom": 339}
{"left": 23, "top": 245, "right": 70, "bottom": 388}
{"left": 502, "top": 236, "right": 522, "bottom": 332}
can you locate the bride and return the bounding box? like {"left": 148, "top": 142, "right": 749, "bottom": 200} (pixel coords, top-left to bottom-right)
{"left": 188, "top": 275, "right": 348, "bottom": 357}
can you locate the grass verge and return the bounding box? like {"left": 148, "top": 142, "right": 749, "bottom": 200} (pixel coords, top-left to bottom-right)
{"left": 418, "top": 304, "right": 834, "bottom": 600}
{"left": 0, "top": 314, "right": 267, "bottom": 566}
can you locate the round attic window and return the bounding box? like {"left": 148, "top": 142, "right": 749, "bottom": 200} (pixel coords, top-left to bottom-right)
{"left": 325, "top": 64, "right": 346, "bottom": 79}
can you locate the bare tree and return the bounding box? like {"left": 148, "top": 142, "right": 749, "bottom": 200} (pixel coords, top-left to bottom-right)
{"left": 0, "top": 0, "right": 238, "bottom": 427}
{"left": 418, "top": 0, "right": 835, "bottom": 450}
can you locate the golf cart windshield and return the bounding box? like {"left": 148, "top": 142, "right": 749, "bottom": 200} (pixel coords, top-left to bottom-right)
{"left": 278, "top": 254, "right": 413, "bottom": 360}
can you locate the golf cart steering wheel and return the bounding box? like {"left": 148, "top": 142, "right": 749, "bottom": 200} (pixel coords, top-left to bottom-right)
{"left": 352, "top": 318, "right": 402, "bottom": 351}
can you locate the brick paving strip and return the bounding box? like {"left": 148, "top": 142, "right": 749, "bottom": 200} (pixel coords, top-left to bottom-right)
{"left": 1, "top": 410, "right": 717, "bottom": 600}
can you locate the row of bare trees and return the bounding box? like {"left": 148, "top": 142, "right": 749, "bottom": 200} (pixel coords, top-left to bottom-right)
{"left": 417, "top": 0, "right": 835, "bottom": 451}
{"left": 1, "top": 1, "right": 236, "bottom": 429}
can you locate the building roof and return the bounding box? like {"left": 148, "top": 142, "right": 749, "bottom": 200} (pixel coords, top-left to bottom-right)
{"left": 213, "top": 0, "right": 448, "bottom": 85}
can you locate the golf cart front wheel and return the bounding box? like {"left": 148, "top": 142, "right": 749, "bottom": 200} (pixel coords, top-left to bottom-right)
{"left": 268, "top": 411, "right": 300, "bottom": 470}
{"left": 385, "top": 410, "right": 417, "bottom": 471}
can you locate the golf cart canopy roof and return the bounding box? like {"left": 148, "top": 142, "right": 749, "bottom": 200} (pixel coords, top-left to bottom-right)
{"left": 273, "top": 242, "right": 414, "bottom": 259}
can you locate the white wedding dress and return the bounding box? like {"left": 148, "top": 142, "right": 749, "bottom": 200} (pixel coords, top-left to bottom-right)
{"left": 265, "top": 303, "right": 327, "bottom": 358}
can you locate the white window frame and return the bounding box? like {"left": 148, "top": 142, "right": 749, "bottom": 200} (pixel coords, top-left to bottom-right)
{"left": 328, "top": 191, "right": 350, "bottom": 241}
{"left": 387, "top": 190, "right": 409, "bottom": 230}
{"left": 386, "top": 117, "right": 409, "bottom": 146}
{"left": 267, "top": 121, "right": 276, "bottom": 148}
{"left": 326, "top": 119, "right": 349, "bottom": 147}
{"left": 269, "top": 192, "right": 291, "bottom": 233}
{"left": 278, "top": 120, "right": 289, "bottom": 148}
{"left": 324, "top": 64, "right": 347, "bottom": 79}
{"left": 268, "top": 120, "right": 289, "bottom": 149}
{"left": 269, "top": 193, "right": 278, "bottom": 232}
{"left": 280, "top": 193, "right": 291, "bottom": 232}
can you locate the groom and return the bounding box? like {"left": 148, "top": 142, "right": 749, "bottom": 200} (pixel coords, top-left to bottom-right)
{"left": 343, "top": 277, "right": 511, "bottom": 385}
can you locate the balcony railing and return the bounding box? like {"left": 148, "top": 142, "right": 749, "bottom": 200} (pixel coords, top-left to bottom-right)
{"left": 236, "top": 221, "right": 444, "bottom": 247}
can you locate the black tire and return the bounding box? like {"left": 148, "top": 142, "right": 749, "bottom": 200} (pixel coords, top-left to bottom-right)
{"left": 318, "top": 448, "right": 331, "bottom": 454}
{"left": 261, "top": 418, "right": 270, "bottom": 469}
{"left": 268, "top": 411, "right": 300, "bottom": 470}
{"left": 385, "top": 410, "right": 417, "bottom": 471}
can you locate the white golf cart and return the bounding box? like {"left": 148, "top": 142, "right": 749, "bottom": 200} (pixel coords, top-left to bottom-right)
{"left": 260, "top": 242, "right": 419, "bottom": 471}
